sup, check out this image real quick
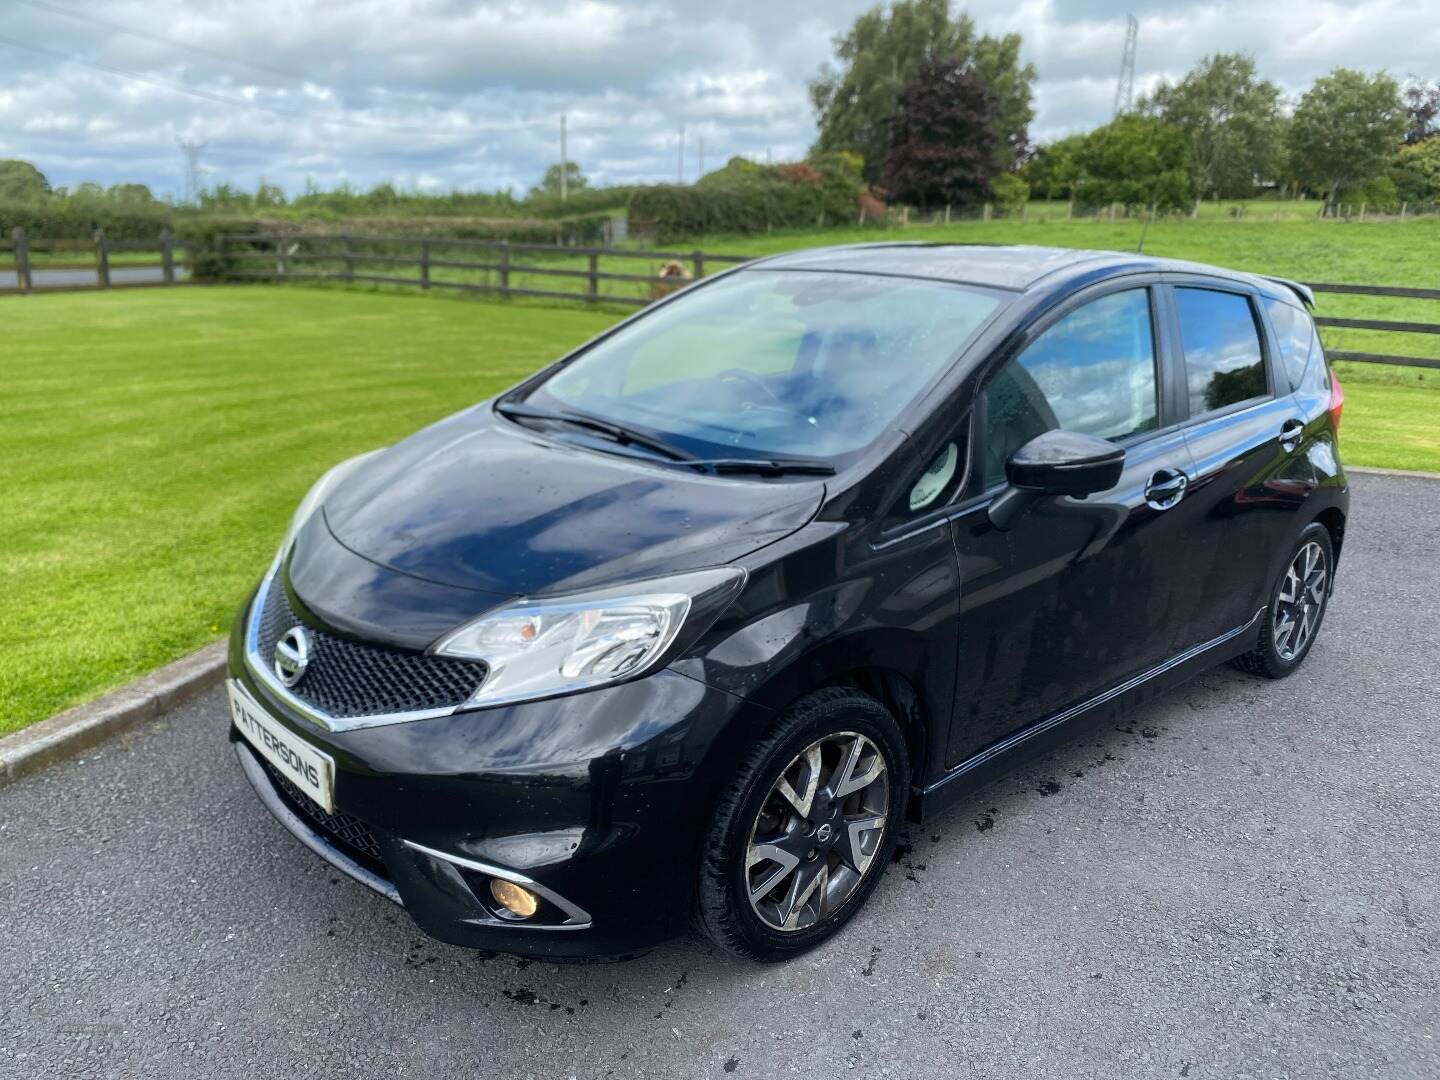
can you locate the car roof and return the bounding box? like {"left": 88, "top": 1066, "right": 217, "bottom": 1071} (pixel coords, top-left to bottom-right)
{"left": 751, "top": 242, "right": 1306, "bottom": 304}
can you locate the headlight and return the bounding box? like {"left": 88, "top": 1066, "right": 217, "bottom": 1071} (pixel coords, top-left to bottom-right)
{"left": 280, "top": 449, "right": 384, "bottom": 555}
{"left": 433, "top": 567, "right": 746, "bottom": 708}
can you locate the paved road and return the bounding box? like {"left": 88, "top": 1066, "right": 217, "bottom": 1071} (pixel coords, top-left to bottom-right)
{"left": 2, "top": 266, "right": 189, "bottom": 290}
{"left": 2, "top": 474, "right": 1438, "bottom": 1079}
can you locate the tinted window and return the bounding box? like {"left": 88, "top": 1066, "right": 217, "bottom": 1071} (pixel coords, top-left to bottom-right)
{"left": 979, "top": 289, "right": 1158, "bottom": 488}
{"left": 1264, "top": 297, "right": 1318, "bottom": 392}
{"left": 1175, "top": 288, "right": 1267, "bottom": 415}
{"left": 538, "top": 270, "right": 1001, "bottom": 463}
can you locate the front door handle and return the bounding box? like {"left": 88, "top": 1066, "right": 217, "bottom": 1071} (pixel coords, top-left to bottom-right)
{"left": 1279, "top": 418, "right": 1305, "bottom": 452}
{"left": 1145, "top": 468, "right": 1189, "bottom": 511}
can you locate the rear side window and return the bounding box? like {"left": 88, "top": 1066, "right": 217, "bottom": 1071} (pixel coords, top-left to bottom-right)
{"left": 1264, "top": 298, "right": 1319, "bottom": 391}
{"left": 1174, "top": 288, "right": 1268, "bottom": 416}
{"left": 978, "top": 288, "right": 1159, "bottom": 489}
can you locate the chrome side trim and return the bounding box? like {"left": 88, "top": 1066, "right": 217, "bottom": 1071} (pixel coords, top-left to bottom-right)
{"left": 234, "top": 742, "right": 403, "bottom": 906}
{"left": 243, "top": 560, "right": 462, "bottom": 733}
{"left": 927, "top": 608, "right": 1264, "bottom": 793}
{"left": 402, "top": 839, "right": 594, "bottom": 931}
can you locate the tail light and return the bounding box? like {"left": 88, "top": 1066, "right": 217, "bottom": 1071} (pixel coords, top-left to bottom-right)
{"left": 1328, "top": 368, "right": 1344, "bottom": 434}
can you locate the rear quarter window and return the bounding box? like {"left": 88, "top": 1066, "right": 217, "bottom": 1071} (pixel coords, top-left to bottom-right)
{"left": 1263, "top": 297, "right": 1320, "bottom": 392}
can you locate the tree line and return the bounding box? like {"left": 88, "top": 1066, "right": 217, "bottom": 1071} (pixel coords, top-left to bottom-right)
{"left": 807, "top": 1, "right": 1439, "bottom": 217}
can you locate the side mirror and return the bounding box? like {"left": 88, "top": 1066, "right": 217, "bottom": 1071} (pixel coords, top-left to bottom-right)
{"left": 988, "top": 430, "right": 1126, "bottom": 531}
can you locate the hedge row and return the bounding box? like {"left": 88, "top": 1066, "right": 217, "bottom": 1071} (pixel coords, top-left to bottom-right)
{"left": 628, "top": 178, "right": 861, "bottom": 243}
{"left": 0, "top": 200, "right": 173, "bottom": 242}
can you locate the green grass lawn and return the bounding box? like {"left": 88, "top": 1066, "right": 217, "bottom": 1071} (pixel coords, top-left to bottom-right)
{"left": 4, "top": 250, "right": 1439, "bottom": 734}
{"left": 0, "top": 287, "right": 620, "bottom": 734}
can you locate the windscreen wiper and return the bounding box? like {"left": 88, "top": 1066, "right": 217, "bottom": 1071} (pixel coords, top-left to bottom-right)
{"left": 682, "top": 458, "right": 835, "bottom": 477}
{"left": 495, "top": 401, "right": 693, "bottom": 462}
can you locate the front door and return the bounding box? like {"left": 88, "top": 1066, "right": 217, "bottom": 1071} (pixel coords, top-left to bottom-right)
{"left": 944, "top": 284, "right": 1202, "bottom": 767}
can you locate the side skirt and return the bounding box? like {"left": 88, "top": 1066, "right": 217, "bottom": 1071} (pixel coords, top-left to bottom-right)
{"left": 911, "top": 609, "right": 1263, "bottom": 823}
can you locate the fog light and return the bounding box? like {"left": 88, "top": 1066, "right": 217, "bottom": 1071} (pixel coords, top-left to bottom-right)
{"left": 490, "top": 878, "right": 540, "bottom": 919}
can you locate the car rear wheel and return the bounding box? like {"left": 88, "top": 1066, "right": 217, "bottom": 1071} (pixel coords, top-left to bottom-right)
{"left": 1232, "top": 523, "right": 1334, "bottom": 679}
{"left": 696, "top": 687, "right": 908, "bottom": 961}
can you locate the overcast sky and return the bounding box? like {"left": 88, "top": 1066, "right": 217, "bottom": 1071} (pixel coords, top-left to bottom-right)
{"left": 1, "top": 0, "right": 1437, "bottom": 199}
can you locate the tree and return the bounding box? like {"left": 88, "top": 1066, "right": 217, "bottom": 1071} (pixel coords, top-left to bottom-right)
{"left": 1140, "top": 53, "right": 1285, "bottom": 199}
{"left": 0, "top": 159, "right": 50, "bottom": 201}
{"left": 883, "top": 60, "right": 999, "bottom": 208}
{"left": 106, "top": 183, "right": 155, "bottom": 204}
{"left": 1391, "top": 139, "right": 1440, "bottom": 203}
{"left": 1019, "top": 133, "right": 1086, "bottom": 199}
{"left": 1289, "top": 69, "right": 1406, "bottom": 215}
{"left": 809, "top": 0, "right": 1034, "bottom": 180}
{"left": 1403, "top": 79, "right": 1440, "bottom": 144}
{"left": 1072, "top": 115, "right": 1194, "bottom": 213}
{"left": 531, "top": 162, "right": 588, "bottom": 198}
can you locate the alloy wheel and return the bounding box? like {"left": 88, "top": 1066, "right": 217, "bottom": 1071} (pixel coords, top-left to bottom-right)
{"left": 1274, "top": 540, "right": 1328, "bottom": 662}
{"left": 745, "top": 731, "right": 890, "bottom": 932}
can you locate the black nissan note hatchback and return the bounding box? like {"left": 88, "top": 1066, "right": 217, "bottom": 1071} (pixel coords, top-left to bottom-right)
{"left": 227, "top": 244, "right": 1348, "bottom": 961}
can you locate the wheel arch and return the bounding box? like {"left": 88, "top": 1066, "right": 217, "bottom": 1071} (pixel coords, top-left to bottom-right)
{"left": 1313, "top": 505, "right": 1346, "bottom": 566}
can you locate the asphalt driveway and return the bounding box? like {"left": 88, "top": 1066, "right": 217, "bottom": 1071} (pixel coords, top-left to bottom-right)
{"left": 2, "top": 472, "right": 1437, "bottom": 1079}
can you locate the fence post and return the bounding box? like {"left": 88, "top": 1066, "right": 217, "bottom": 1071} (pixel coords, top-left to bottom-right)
{"left": 273, "top": 234, "right": 286, "bottom": 280}
{"left": 1401, "top": 202, "right": 1409, "bottom": 223}
{"left": 692, "top": 250, "right": 705, "bottom": 279}
{"left": 160, "top": 228, "right": 175, "bottom": 285}
{"left": 342, "top": 235, "right": 354, "bottom": 282}
{"left": 944, "top": 205, "right": 951, "bottom": 225}
{"left": 12, "top": 226, "right": 31, "bottom": 294}
{"left": 419, "top": 239, "right": 430, "bottom": 290}
{"left": 587, "top": 252, "right": 599, "bottom": 300}
{"left": 983, "top": 203, "right": 992, "bottom": 222}
{"left": 498, "top": 242, "right": 511, "bottom": 295}
{"left": 94, "top": 229, "right": 110, "bottom": 289}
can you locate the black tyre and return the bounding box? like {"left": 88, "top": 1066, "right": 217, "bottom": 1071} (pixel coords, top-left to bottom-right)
{"left": 1231, "top": 522, "right": 1334, "bottom": 680}
{"left": 696, "top": 687, "right": 909, "bottom": 962}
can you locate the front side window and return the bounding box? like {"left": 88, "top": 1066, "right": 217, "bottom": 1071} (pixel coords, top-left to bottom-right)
{"left": 1175, "top": 288, "right": 1268, "bottom": 416}
{"left": 534, "top": 270, "right": 1003, "bottom": 462}
{"left": 978, "top": 289, "right": 1159, "bottom": 489}
{"left": 1263, "top": 297, "right": 1319, "bottom": 392}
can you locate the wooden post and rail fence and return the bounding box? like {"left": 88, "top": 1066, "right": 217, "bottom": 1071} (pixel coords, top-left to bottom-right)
{"left": 3, "top": 226, "right": 1440, "bottom": 373}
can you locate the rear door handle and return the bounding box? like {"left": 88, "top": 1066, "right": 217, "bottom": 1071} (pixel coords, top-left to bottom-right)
{"left": 1145, "top": 468, "right": 1189, "bottom": 511}
{"left": 1279, "top": 418, "right": 1305, "bottom": 452}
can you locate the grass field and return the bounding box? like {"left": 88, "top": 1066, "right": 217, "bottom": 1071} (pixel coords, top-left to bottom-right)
{"left": 4, "top": 217, "right": 1440, "bottom": 732}
{"left": 0, "top": 287, "right": 617, "bottom": 734}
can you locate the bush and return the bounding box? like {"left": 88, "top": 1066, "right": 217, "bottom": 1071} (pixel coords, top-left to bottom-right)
{"left": 630, "top": 153, "right": 865, "bottom": 241}
{"left": 1339, "top": 176, "right": 1401, "bottom": 213}
{"left": 990, "top": 174, "right": 1030, "bottom": 213}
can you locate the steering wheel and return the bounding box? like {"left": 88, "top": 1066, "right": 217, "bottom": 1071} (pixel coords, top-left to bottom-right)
{"left": 716, "top": 368, "right": 815, "bottom": 424}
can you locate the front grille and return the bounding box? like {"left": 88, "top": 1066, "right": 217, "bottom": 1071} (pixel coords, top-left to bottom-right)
{"left": 255, "top": 576, "right": 487, "bottom": 719}
{"left": 259, "top": 757, "right": 387, "bottom": 871}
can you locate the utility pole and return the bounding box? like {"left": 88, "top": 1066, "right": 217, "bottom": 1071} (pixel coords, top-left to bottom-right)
{"left": 1113, "top": 14, "right": 1138, "bottom": 117}
{"left": 177, "top": 137, "right": 207, "bottom": 205}
{"left": 678, "top": 125, "right": 685, "bottom": 183}
{"left": 559, "top": 113, "right": 568, "bottom": 202}
{"left": 698, "top": 135, "right": 704, "bottom": 179}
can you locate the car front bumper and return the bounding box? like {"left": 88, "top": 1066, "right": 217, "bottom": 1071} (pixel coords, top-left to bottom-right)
{"left": 226, "top": 610, "right": 750, "bottom": 959}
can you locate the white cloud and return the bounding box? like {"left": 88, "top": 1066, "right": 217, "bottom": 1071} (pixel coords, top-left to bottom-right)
{"left": 0, "top": 0, "right": 1431, "bottom": 198}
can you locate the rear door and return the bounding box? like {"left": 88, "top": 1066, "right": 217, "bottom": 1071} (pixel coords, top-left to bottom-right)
{"left": 945, "top": 281, "right": 1204, "bottom": 765}
{"left": 1163, "top": 280, "right": 1313, "bottom": 645}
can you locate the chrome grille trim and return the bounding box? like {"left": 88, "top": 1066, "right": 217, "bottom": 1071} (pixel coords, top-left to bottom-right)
{"left": 243, "top": 558, "right": 471, "bottom": 732}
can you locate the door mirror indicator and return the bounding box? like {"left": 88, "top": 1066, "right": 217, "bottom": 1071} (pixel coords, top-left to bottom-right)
{"left": 988, "top": 430, "right": 1126, "bottom": 531}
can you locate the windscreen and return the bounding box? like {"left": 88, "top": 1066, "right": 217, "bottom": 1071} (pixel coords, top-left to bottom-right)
{"left": 531, "top": 269, "right": 1004, "bottom": 461}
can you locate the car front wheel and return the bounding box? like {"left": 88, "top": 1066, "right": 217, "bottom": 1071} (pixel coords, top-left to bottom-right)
{"left": 696, "top": 687, "right": 908, "bottom": 961}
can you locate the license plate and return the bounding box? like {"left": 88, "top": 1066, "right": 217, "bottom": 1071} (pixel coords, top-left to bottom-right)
{"left": 228, "top": 680, "right": 336, "bottom": 813}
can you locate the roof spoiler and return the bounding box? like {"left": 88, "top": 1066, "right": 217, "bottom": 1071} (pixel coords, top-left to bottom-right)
{"left": 1262, "top": 276, "right": 1315, "bottom": 308}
